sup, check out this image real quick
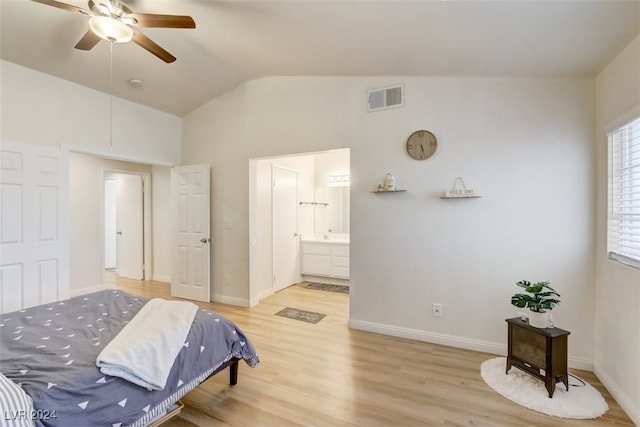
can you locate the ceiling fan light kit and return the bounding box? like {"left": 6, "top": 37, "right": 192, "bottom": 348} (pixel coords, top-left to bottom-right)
{"left": 89, "top": 16, "right": 132, "bottom": 43}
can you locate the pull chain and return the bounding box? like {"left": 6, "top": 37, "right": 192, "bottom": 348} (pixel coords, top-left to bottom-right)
{"left": 109, "top": 41, "right": 114, "bottom": 151}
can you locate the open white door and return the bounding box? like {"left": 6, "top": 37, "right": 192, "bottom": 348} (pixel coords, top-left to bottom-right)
{"left": 171, "top": 165, "right": 211, "bottom": 302}
{"left": 272, "top": 165, "right": 299, "bottom": 292}
{"left": 0, "top": 140, "right": 69, "bottom": 312}
{"left": 115, "top": 174, "right": 144, "bottom": 280}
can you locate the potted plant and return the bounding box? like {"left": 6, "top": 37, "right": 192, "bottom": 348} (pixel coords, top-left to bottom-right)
{"left": 511, "top": 280, "right": 560, "bottom": 328}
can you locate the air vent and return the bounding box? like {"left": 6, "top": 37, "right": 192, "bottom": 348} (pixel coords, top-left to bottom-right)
{"left": 368, "top": 84, "right": 404, "bottom": 112}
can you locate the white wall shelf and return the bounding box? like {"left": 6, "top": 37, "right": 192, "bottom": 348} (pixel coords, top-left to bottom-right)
{"left": 372, "top": 189, "right": 406, "bottom": 194}
{"left": 440, "top": 195, "right": 481, "bottom": 199}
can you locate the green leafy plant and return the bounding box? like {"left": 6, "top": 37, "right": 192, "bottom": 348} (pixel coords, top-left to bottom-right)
{"left": 511, "top": 280, "right": 560, "bottom": 313}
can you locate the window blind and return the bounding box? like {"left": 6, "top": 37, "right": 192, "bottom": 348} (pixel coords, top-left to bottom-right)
{"left": 608, "top": 116, "right": 640, "bottom": 269}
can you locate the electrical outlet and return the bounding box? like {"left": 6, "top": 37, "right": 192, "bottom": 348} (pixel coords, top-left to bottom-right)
{"left": 432, "top": 303, "right": 443, "bottom": 317}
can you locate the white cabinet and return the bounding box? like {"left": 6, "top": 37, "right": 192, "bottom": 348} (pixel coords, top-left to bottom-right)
{"left": 330, "top": 244, "right": 349, "bottom": 278}
{"left": 301, "top": 242, "right": 331, "bottom": 276}
{"left": 301, "top": 241, "right": 350, "bottom": 279}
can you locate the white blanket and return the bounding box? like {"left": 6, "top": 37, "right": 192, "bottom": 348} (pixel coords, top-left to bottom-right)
{"left": 96, "top": 298, "right": 198, "bottom": 391}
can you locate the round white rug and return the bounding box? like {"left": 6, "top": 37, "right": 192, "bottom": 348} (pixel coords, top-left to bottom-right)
{"left": 480, "top": 357, "right": 609, "bottom": 419}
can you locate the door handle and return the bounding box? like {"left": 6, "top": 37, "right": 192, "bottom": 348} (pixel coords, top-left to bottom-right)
{"left": 116, "top": 231, "right": 123, "bottom": 235}
{"left": 200, "top": 238, "right": 211, "bottom": 244}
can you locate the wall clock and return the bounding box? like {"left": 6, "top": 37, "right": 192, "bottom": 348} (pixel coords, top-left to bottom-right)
{"left": 405, "top": 130, "right": 437, "bottom": 160}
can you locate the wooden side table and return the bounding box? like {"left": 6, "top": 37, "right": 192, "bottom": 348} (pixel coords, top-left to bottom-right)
{"left": 505, "top": 317, "right": 570, "bottom": 398}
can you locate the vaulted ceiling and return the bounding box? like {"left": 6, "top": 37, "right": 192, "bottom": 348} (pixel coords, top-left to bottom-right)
{"left": 2, "top": 0, "right": 639, "bottom": 117}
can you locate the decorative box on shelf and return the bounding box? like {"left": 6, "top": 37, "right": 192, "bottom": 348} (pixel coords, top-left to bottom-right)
{"left": 372, "top": 173, "right": 406, "bottom": 193}
{"left": 440, "top": 177, "right": 481, "bottom": 199}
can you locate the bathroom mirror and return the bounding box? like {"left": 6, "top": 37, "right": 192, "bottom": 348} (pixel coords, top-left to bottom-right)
{"left": 314, "top": 186, "right": 350, "bottom": 233}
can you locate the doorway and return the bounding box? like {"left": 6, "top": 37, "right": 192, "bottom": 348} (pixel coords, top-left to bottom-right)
{"left": 170, "top": 164, "right": 212, "bottom": 302}
{"left": 272, "top": 165, "right": 299, "bottom": 292}
{"left": 249, "top": 149, "right": 350, "bottom": 306}
{"left": 103, "top": 171, "right": 151, "bottom": 281}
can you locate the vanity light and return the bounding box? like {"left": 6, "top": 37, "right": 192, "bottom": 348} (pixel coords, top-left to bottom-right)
{"left": 328, "top": 175, "right": 350, "bottom": 184}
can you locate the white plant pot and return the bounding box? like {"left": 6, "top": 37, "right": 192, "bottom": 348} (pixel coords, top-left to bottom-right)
{"left": 528, "top": 310, "right": 548, "bottom": 328}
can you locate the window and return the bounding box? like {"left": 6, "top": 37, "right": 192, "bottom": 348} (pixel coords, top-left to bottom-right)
{"left": 608, "top": 116, "right": 640, "bottom": 269}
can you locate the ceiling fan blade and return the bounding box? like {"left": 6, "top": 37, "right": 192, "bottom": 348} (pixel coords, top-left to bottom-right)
{"left": 74, "top": 30, "right": 102, "bottom": 50}
{"left": 132, "top": 30, "right": 176, "bottom": 63}
{"left": 88, "top": 0, "right": 110, "bottom": 16}
{"left": 30, "top": 0, "right": 90, "bottom": 15}
{"left": 127, "top": 13, "right": 195, "bottom": 29}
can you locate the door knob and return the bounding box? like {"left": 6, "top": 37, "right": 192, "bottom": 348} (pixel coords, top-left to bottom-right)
{"left": 116, "top": 231, "right": 123, "bottom": 235}
{"left": 200, "top": 238, "right": 211, "bottom": 243}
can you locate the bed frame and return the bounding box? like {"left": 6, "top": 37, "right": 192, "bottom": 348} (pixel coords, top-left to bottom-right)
{"left": 152, "top": 357, "right": 241, "bottom": 425}
{"left": 215, "top": 357, "right": 241, "bottom": 386}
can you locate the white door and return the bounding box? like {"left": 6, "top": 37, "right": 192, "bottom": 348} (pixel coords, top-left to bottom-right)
{"left": 0, "top": 140, "right": 69, "bottom": 312}
{"left": 116, "top": 174, "right": 144, "bottom": 280}
{"left": 171, "top": 165, "right": 211, "bottom": 302}
{"left": 272, "top": 165, "right": 299, "bottom": 292}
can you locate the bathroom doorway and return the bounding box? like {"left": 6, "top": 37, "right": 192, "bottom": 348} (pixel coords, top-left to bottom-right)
{"left": 249, "top": 149, "right": 350, "bottom": 305}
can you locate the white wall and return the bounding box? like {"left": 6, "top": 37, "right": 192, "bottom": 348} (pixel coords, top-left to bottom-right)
{"left": 1, "top": 60, "right": 181, "bottom": 165}
{"left": 183, "top": 75, "right": 596, "bottom": 367}
{"left": 594, "top": 34, "right": 640, "bottom": 426}
{"left": 151, "top": 165, "right": 172, "bottom": 282}
{"left": 351, "top": 77, "right": 595, "bottom": 365}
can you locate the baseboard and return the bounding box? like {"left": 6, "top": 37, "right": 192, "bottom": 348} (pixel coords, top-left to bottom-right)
{"left": 594, "top": 365, "right": 640, "bottom": 426}
{"left": 212, "top": 294, "right": 250, "bottom": 307}
{"left": 257, "top": 288, "right": 274, "bottom": 301}
{"left": 348, "top": 318, "right": 594, "bottom": 371}
{"left": 70, "top": 284, "right": 107, "bottom": 297}
{"left": 349, "top": 318, "right": 504, "bottom": 355}
{"left": 302, "top": 275, "right": 350, "bottom": 287}
{"left": 569, "top": 356, "right": 594, "bottom": 372}
{"left": 151, "top": 274, "right": 171, "bottom": 283}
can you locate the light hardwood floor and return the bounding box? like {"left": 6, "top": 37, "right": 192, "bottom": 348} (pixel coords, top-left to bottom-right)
{"left": 115, "top": 278, "right": 634, "bottom": 427}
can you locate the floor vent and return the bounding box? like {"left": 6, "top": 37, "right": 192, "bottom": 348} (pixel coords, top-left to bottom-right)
{"left": 368, "top": 84, "right": 404, "bottom": 112}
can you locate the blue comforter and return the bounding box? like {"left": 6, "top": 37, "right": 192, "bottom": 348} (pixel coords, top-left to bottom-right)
{"left": 0, "top": 290, "right": 259, "bottom": 426}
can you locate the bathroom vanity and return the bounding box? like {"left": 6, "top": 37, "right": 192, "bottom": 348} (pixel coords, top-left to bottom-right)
{"left": 300, "top": 238, "right": 350, "bottom": 280}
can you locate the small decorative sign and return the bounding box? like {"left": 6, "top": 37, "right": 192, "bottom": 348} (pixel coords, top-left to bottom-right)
{"left": 443, "top": 177, "right": 480, "bottom": 198}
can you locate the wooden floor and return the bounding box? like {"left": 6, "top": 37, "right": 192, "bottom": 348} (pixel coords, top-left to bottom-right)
{"left": 115, "top": 278, "right": 634, "bottom": 427}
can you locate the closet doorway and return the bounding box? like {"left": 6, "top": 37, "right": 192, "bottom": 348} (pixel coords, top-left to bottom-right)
{"left": 103, "top": 171, "right": 150, "bottom": 281}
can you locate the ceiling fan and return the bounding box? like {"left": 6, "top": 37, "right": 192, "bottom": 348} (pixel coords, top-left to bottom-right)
{"left": 31, "top": 0, "right": 196, "bottom": 63}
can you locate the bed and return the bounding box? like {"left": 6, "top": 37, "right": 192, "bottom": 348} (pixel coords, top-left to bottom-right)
{"left": 0, "top": 289, "right": 260, "bottom": 426}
